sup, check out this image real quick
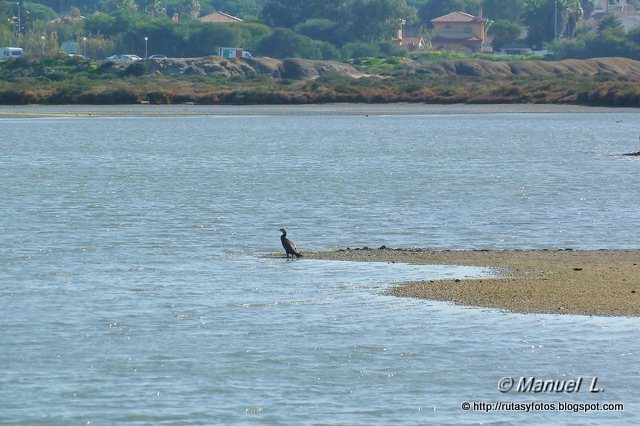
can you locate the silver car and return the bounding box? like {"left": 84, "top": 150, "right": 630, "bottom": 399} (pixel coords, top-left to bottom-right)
{"left": 105, "top": 54, "right": 141, "bottom": 62}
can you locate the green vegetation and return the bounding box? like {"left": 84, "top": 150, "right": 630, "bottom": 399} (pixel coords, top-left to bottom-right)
{"left": 350, "top": 57, "right": 411, "bottom": 73}
{"left": 488, "top": 20, "right": 523, "bottom": 51}
{"left": 524, "top": 0, "right": 583, "bottom": 49}
{"left": 1, "top": 53, "right": 639, "bottom": 107}
{"left": 550, "top": 15, "right": 640, "bottom": 60}
{"left": 348, "top": 51, "right": 539, "bottom": 76}
{"left": 407, "top": 50, "right": 536, "bottom": 62}
{"left": 0, "top": 0, "right": 638, "bottom": 62}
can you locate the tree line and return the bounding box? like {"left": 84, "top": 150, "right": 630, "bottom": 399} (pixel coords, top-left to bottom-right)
{"left": 2, "top": 0, "right": 640, "bottom": 61}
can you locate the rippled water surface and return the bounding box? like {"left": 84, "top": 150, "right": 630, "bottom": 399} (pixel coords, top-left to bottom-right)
{"left": 1, "top": 105, "right": 639, "bottom": 424}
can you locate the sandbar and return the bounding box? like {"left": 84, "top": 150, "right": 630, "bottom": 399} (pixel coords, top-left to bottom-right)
{"left": 305, "top": 248, "right": 640, "bottom": 317}
{"left": 1, "top": 103, "right": 639, "bottom": 119}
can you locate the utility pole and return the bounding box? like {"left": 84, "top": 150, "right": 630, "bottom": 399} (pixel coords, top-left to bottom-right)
{"left": 554, "top": 0, "right": 558, "bottom": 40}
{"left": 16, "top": 1, "right": 21, "bottom": 37}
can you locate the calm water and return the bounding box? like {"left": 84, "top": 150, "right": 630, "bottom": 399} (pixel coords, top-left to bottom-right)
{"left": 1, "top": 105, "right": 639, "bottom": 425}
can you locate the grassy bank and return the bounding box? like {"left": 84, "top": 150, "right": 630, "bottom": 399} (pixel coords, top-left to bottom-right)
{"left": 1, "top": 55, "right": 640, "bottom": 107}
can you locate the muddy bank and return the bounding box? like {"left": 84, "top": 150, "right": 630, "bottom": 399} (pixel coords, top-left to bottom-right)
{"left": 305, "top": 248, "right": 640, "bottom": 317}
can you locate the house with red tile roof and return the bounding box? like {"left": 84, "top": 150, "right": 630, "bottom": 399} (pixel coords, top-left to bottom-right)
{"left": 198, "top": 11, "right": 243, "bottom": 24}
{"left": 430, "top": 11, "right": 488, "bottom": 52}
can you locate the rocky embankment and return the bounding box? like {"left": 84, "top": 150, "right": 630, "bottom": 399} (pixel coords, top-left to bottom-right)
{"left": 103, "top": 56, "right": 365, "bottom": 80}
{"left": 103, "top": 56, "right": 640, "bottom": 81}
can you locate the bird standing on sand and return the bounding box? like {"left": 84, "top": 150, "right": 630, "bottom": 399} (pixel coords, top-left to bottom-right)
{"left": 280, "top": 228, "right": 302, "bottom": 259}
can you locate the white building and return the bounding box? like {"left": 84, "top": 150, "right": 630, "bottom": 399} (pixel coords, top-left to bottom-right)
{"left": 595, "top": 0, "right": 626, "bottom": 11}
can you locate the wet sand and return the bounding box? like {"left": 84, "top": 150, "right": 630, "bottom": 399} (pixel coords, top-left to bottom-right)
{"left": 2, "top": 103, "right": 639, "bottom": 119}
{"left": 305, "top": 248, "right": 640, "bottom": 317}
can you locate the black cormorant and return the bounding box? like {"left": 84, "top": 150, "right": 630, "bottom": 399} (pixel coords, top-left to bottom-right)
{"left": 279, "top": 228, "right": 302, "bottom": 258}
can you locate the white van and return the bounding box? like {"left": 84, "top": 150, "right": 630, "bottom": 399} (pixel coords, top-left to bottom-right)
{"left": 215, "top": 47, "right": 252, "bottom": 59}
{"left": 1, "top": 47, "right": 24, "bottom": 60}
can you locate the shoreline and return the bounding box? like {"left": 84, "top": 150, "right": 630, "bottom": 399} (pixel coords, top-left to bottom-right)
{"left": 305, "top": 248, "right": 640, "bottom": 317}
{"left": 1, "top": 103, "right": 639, "bottom": 119}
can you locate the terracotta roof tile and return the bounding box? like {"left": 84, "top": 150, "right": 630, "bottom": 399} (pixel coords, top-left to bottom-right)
{"left": 199, "top": 11, "right": 243, "bottom": 23}
{"left": 431, "top": 11, "right": 479, "bottom": 23}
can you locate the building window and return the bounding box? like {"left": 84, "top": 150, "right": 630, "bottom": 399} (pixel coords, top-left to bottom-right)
{"left": 464, "top": 27, "right": 472, "bottom": 33}
{"left": 444, "top": 25, "right": 453, "bottom": 34}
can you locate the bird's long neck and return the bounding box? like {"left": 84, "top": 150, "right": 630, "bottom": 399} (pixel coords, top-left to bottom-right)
{"left": 281, "top": 231, "right": 287, "bottom": 238}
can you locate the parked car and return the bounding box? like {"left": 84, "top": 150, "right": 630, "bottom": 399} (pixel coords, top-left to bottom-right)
{"left": 105, "top": 54, "right": 141, "bottom": 62}
{"left": 148, "top": 54, "right": 168, "bottom": 59}
{"left": 1, "top": 47, "right": 23, "bottom": 60}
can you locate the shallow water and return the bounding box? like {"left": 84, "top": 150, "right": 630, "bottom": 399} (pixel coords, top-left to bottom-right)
{"left": 1, "top": 105, "right": 639, "bottom": 424}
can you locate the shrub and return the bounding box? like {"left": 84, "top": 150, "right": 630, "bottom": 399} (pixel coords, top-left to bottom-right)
{"left": 146, "top": 90, "right": 172, "bottom": 104}
{"left": 77, "top": 88, "right": 139, "bottom": 104}
{"left": 255, "top": 28, "right": 324, "bottom": 59}
{"left": 0, "top": 89, "right": 39, "bottom": 104}
{"left": 122, "top": 61, "right": 148, "bottom": 77}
